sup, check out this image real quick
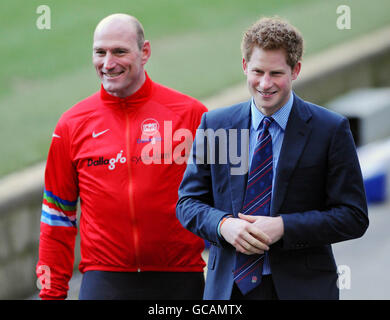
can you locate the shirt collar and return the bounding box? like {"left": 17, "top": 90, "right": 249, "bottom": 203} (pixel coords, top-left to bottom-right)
{"left": 251, "top": 91, "right": 294, "bottom": 131}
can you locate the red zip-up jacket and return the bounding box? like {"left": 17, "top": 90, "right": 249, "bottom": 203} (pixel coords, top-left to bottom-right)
{"left": 36, "top": 72, "right": 207, "bottom": 299}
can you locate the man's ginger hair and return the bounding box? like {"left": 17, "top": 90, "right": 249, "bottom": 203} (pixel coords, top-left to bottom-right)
{"left": 241, "top": 16, "right": 303, "bottom": 69}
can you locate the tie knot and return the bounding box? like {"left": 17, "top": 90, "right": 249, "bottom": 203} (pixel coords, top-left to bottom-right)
{"left": 262, "top": 117, "right": 273, "bottom": 131}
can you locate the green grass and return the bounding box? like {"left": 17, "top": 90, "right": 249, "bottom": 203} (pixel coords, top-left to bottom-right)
{"left": 1, "top": 0, "right": 390, "bottom": 177}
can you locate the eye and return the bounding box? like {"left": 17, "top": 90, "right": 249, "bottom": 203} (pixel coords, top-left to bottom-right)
{"left": 114, "top": 49, "right": 128, "bottom": 55}
{"left": 94, "top": 50, "right": 105, "bottom": 56}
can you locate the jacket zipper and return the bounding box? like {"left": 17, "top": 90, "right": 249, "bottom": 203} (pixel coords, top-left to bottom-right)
{"left": 126, "top": 113, "right": 141, "bottom": 272}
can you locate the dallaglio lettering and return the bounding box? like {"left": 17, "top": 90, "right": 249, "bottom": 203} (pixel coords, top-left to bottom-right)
{"left": 88, "top": 157, "right": 110, "bottom": 167}
{"left": 87, "top": 150, "right": 127, "bottom": 170}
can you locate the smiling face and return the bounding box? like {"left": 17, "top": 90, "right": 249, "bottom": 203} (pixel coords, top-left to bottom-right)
{"left": 92, "top": 17, "right": 151, "bottom": 98}
{"left": 243, "top": 46, "right": 301, "bottom": 116}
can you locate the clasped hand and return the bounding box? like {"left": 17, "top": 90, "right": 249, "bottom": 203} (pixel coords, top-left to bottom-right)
{"left": 220, "top": 213, "right": 284, "bottom": 255}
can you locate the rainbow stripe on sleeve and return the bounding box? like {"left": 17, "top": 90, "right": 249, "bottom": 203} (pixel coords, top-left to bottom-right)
{"left": 41, "top": 190, "right": 78, "bottom": 227}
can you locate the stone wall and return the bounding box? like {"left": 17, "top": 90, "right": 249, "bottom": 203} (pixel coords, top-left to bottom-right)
{"left": 0, "top": 163, "right": 81, "bottom": 299}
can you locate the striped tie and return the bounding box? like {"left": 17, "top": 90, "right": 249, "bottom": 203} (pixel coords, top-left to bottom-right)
{"left": 233, "top": 116, "right": 273, "bottom": 295}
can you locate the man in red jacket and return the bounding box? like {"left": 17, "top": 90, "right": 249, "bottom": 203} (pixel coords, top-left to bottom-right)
{"left": 36, "top": 13, "right": 207, "bottom": 300}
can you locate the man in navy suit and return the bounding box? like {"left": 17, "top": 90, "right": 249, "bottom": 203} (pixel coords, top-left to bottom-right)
{"left": 176, "top": 17, "right": 368, "bottom": 300}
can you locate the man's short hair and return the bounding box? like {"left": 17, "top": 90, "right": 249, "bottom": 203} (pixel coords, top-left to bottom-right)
{"left": 132, "top": 17, "right": 145, "bottom": 50}
{"left": 95, "top": 14, "right": 145, "bottom": 50}
{"left": 241, "top": 16, "right": 303, "bottom": 69}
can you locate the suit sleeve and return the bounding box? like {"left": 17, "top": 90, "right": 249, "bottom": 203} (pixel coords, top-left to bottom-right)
{"left": 280, "top": 117, "right": 369, "bottom": 249}
{"left": 176, "top": 113, "right": 230, "bottom": 246}
{"left": 36, "top": 119, "right": 78, "bottom": 300}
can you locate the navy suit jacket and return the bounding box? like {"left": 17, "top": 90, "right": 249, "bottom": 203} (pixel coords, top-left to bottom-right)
{"left": 176, "top": 93, "right": 368, "bottom": 300}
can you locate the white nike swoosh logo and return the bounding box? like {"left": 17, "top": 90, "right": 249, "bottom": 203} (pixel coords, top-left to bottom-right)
{"left": 52, "top": 133, "right": 61, "bottom": 138}
{"left": 92, "top": 129, "right": 110, "bottom": 138}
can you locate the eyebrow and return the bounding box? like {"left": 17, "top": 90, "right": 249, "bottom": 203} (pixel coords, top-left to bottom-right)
{"left": 93, "top": 47, "right": 130, "bottom": 52}
{"left": 252, "top": 67, "right": 285, "bottom": 73}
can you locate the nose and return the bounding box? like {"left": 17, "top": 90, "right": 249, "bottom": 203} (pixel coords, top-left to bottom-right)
{"left": 260, "top": 73, "right": 273, "bottom": 90}
{"left": 103, "top": 52, "right": 116, "bottom": 70}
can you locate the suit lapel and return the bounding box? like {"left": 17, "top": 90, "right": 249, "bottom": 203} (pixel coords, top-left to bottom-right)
{"left": 271, "top": 94, "right": 312, "bottom": 215}
{"left": 227, "top": 101, "right": 251, "bottom": 217}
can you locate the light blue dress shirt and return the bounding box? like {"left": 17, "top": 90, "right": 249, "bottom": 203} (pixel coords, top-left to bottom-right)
{"left": 249, "top": 92, "right": 294, "bottom": 275}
